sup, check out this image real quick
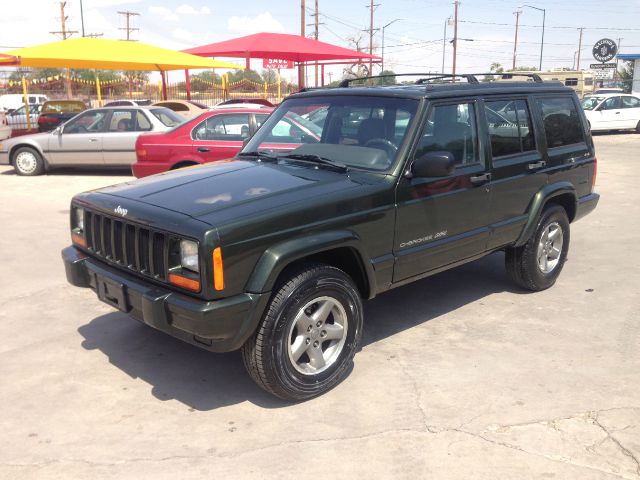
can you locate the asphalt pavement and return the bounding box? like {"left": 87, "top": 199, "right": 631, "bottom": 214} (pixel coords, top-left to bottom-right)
{"left": 0, "top": 134, "right": 638, "bottom": 479}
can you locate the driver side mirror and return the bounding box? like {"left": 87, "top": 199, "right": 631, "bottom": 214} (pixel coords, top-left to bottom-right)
{"left": 55, "top": 125, "right": 64, "bottom": 135}
{"left": 409, "top": 151, "right": 456, "bottom": 178}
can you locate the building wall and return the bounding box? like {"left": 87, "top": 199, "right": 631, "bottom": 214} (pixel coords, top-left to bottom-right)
{"left": 634, "top": 60, "right": 640, "bottom": 95}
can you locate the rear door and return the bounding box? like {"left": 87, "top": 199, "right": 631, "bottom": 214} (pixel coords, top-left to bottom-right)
{"left": 101, "top": 109, "right": 150, "bottom": 166}
{"left": 483, "top": 97, "right": 548, "bottom": 249}
{"left": 621, "top": 96, "right": 640, "bottom": 129}
{"left": 393, "top": 98, "right": 492, "bottom": 281}
{"left": 47, "top": 109, "right": 106, "bottom": 165}
{"left": 191, "top": 113, "right": 249, "bottom": 162}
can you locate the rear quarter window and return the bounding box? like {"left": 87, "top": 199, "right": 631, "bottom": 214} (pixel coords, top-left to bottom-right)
{"left": 536, "top": 97, "right": 585, "bottom": 148}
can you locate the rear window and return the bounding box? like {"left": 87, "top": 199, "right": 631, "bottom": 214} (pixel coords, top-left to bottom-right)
{"left": 485, "top": 99, "right": 535, "bottom": 158}
{"left": 536, "top": 97, "right": 585, "bottom": 148}
{"left": 155, "top": 102, "right": 188, "bottom": 112}
{"left": 149, "top": 107, "right": 184, "bottom": 127}
{"left": 42, "top": 101, "right": 86, "bottom": 114}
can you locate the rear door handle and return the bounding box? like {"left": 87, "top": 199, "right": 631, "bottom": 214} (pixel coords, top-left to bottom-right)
{"left": 470, "top": 172, "right": 491, "bottom": 186}
{"left": 89, "top": 138, "right": 98, "bottom": 142}
{"left": 197, "top": 147, "right": 210, "bottom": 152}
{"left": 527, "top": 160, "right": 546, "bottom": 171}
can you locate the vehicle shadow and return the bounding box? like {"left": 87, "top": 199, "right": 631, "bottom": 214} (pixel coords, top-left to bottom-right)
{"left": 77, "top": 252, "right": 519, "bottom": 410}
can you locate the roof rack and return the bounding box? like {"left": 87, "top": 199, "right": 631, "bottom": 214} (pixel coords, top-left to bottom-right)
{"left": 336, "top": 71, "right": 544, "bottom": 88}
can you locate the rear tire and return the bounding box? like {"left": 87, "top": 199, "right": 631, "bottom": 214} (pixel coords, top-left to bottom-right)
{"left": 636, "top": 120, "right": 640, "bottom": 134}
{"left": 241, "top": 264, "right": 363, "bottom": 401}
{"left": 505, "top": 205, "right": 570, "bottom": 291}
{"left": 12, "top": 147, "right": 45, "bottom": 176}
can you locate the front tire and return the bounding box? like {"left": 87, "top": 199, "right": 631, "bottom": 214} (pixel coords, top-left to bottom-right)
{"left": 13, "top": 147, "right": 45, "bottom": 176}
{"left": 241, "top": 264, "right": 363, "bottom": 401}
{"left": 636, "top": 120, "right": 640, "bottom": 134}
{"left": 505, "top": 205, "right": 570, "bottom": 291}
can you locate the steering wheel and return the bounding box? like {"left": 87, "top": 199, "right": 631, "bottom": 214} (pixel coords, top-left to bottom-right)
{"left": 364, "top": 138, "right": 398, "bottom": 155}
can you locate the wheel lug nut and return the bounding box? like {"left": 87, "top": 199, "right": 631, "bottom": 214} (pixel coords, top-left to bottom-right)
{"left": 307, "top": 325, "right": 312, "bottom": 332}
{"left": 321, "top": 330, "right": 327, "bottom": 337}
{"left": 306, "top": 338, "right": 311, "bottom": 344}
{"left": 316, "top": 321, "right": 322, "bottom": 327}
{"left": 313, "top": 340, "right": 319, "bottom": 348}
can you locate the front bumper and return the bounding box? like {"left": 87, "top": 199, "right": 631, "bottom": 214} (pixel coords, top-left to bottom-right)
{"left": 62, "top": 246, "right": 269, "bottom": 352}
{"left": 574, "top": 192, "right": 600, "bottom": 222}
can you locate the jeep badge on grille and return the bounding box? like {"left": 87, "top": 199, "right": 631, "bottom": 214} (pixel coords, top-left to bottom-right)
{"left": 114, "top": 205, "right": 128, "bottom": 217}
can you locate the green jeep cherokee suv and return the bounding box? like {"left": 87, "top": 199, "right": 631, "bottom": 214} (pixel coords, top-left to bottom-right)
{"left": 62, "top": 73, "right": 599, "bottom": 401}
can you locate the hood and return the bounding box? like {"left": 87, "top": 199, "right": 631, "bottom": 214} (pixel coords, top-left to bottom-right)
{"left": 5, "top": 131, "right": 51, "bottom": 148}
{"left": 94, "top": 160, "right": 366, "bottom": 225}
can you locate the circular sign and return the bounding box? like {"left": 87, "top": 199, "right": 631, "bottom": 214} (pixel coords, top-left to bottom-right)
{"left": 592, "top": 38, "right": 617, "bottom": 63}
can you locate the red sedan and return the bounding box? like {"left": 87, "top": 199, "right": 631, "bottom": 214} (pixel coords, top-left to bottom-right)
{"left": 132, "top": 107, "right": 273, "bottom": 178}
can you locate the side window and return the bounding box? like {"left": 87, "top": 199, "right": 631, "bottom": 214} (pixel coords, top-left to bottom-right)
{"left": 136, "top": 111, "right": 152, "bottom": 131}
{"left": 622, "top": 96, "right": 640, "bottom": 108}
{"left": 536, "top": 97, "right": 585, "bottom": 148}
{"left": 485, "top": 99, "right": 535, "bottom": 158}
{"left": 108, "top": 110, "right": 135, "bottom": 132}
{"left": 564, "top": 78, "right": 578, "bottom": 87}
{"left": 416, "top": 102, "right": 479, "bottom": 166}
{"left": 601, "top": 96, "right": 622, "bottom": 110}
{"left": 255, "top": 114, "right": 269, "bottom": 129}
{"left": 193, "top": 114, "right": 250, "bottom": 141}
{"left": 64, "top": 110, "right": 107, "bottom": 134}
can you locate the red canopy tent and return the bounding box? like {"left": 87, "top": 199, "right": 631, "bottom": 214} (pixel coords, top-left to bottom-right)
{"left": 184, "top": 32, "right": 381, "bottom": 88}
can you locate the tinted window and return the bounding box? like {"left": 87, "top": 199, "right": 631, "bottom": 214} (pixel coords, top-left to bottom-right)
{"left": 64, "top": 110, "right": 107, "bottom": 134}
{"left": 416, "top": 102, "right": 479, "bottom": 166}
{"left": 601, "top": 96, "right": 622, "bottom": 110}
{"left": 622, "top": 96, "right": 640, "bottom": 108}
{"left": 255, "top": 113, "right": 269, "bottom": 129}
{"left": 565, "top": 78, "right": 578, "bottom": 86}
{"left": 193, "top": 114, "right": 250, "bottom": 141}
{"left": 536, "top": 97, "right": 585, "bottom": 148}
{"left": 149, "top": 108, "right": 183, "bottom": 127}
{"left": 136, "top": 111, "right": 152, "bottom": 131}
{"left": 108, "top": 110, "right": 135, "bottom": 132}
{"left": 485, "top": 99, "right": 535, "bottom": 158}
{"left": 157, "top": 102, "right": 188, "bottom": 112}
{"left": 42, "top": 101, "right": 86, "bottom": 114}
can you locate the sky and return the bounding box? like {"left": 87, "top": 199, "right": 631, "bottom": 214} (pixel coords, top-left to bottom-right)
{"left": 1, "top": 0, "right": 639, "bottom": 84}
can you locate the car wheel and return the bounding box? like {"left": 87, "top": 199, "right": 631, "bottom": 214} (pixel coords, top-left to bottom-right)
{"left": 505, "top": 205, "right": 570, "bottom": 291}
{"left": 13, "top": 147, "right": 45, "bottom": 176}
{"left": 241, "top": 264, "right": 363, "bottom": 401}
{"left": 636, "top": 120, "right": 640, "bottom": 134}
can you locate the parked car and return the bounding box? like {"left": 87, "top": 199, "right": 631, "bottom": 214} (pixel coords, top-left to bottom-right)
{"left": 592, "top": 88, "right": 624, "bottom": 95}
{"left": 133, "top": 107, "right": 322, "bottom": 177}
{"left": 6, "top": 104, "right": 41, "bottom": 132}
{"left": 0, "top": 111, "right": 10, "bottom": 140}
{"left": 0, "top": 93, "right": 48, "bottom": 113}
{"left": 151, "top": 100, "right": 208, "bottom": 119}
{"left": 133, "top": 107, "right": 269, "bottom": 177}
{"left": 104, "top": 99, "right": 153, "bottom": 107}
{"left": 217, "top": 98, "right": 274, "bottom": 107}
{"left": 62, "top": 73, "right": 598, "bottom": 400}
{"left": 581, "top": 93, "right": 640, "bottom": 132}
{"left": 37, "top": 100, "right": 88, "bottom": 132}
{"left": 0, "top": 106, "right": 184, "bottom": 175}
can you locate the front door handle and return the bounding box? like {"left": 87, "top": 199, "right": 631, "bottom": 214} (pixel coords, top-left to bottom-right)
{"left": 470, "top": 172, "right": 491, "bottom": 186}
{"left": 197, "top": 147, "right": 210, "bottom": 153}
{"left": 89, "top": 138, "right": 98, "bottom": 142}
{"left": 527, "top": 160, "right": 546, "bottom": 171}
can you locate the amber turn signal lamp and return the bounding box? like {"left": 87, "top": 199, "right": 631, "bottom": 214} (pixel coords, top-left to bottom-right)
{"left": 72, "top": 233, "right": 86, "bottom": 247}
{"left": 213, "top": 247, "right": 224, "bottom": 291}
{"left": 168, "top": 273, "right": 201, "bottom": 292}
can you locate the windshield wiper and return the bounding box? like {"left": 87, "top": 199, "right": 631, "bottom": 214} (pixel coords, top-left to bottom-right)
{"left": 278, "top": 153, "right": 348, "bottom": 172}
{"left": 236, "top": 151, "right": 278, "bottom": 162}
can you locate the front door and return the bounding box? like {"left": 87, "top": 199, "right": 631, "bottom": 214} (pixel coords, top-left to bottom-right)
{"left": 191, "top": 113, "right": 250, "bottom": 163}
{"left": 393, "top": 100, "right": 491, "bottom": 282}
{"left": 47, "top": 109, "right": 106, "bottom": 165}
{"left": 595, "top": 96, "right": 624, "bottom": 129}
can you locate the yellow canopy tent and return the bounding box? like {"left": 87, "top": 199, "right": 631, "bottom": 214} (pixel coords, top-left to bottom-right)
{"left": 0, "top": 37, "right": 241, "bottom": 101}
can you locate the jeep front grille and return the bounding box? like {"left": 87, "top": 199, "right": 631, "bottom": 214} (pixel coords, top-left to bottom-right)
{"left": 84, "top": 209, "right": 168, "bottom": 281}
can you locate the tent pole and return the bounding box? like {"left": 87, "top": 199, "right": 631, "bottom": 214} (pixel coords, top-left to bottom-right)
{"left": 185, "top": 69, "right": 191, "bottom": 100}
{"left": 321, "top": 64, "right": 325, "bottom": 86}
{"left": 22, "top": 76, "right": 32, "bottom": 131}
{"left": 245, "top": 54, "right": 250, "bottom": 71}
{"left": 95, "top": 74, "right": 102, "bottom": 107}
{"left": 160, "top": 70, "right": 168, "bottom": 101}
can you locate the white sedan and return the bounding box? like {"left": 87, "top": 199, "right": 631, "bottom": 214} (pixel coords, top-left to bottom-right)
{"left": 581, "top": 93, "right": 640, "bottom": 133}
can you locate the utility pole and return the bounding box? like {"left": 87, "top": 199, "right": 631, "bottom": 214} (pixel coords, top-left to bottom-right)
{"left": 315, "top": 0, "right": 319, "bottom": 86}
{"left": 307, "top": 0, "right": 322, "bottom": 86}
{"left": 512, "top": 9, "right": 522, "bottom": 71}
{"left": 452, "top": 0, "right": 459, "bottom": 78}
{"left": 576, "top": 27, "right": 583, "bottom": 70}
{"left": 299, "top": 0, "right": 305, "bottom": 89}
{"left": 50, "top": 2, "right": 78, "bottom": 99}
{"left": 442, "top": 16, "right": 452, "bottom": 74}
{"left": 367, "top": 0, "right": 380, "bottom": 76}
{"left": 118, "top": 11, "right": 139, "bottom": 41}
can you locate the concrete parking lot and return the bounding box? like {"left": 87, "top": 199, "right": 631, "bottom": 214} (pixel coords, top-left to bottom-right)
{"left": 0, "top": 134, "right": 638, "bottom": 479}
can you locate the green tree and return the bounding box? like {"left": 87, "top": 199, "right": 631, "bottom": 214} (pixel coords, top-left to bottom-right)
{"left": 379, "top": 69, "right": 396, "bottom": 85}
{"left": 619, "top": 60, "right": 634, "bottom": 92}
{"left": 227, "top": 69, "right": 262, "bottom": 84}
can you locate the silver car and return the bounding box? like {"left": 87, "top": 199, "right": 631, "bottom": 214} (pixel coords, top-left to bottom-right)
{"left": 0, "top": 106, "right": 184, "bottom": 176}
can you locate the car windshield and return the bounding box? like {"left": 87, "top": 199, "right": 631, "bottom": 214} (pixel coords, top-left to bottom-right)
{"left": 149, "top": 107, "right": 184, "bottom": 127}
{"left": 42, "top": 101, "right": 86, "bottom": 113}
{"left": 243, "top": 95, "right": 419, "bottom": 171}
{"left": 581, "top": 96, "right": 605, "bottom": 110}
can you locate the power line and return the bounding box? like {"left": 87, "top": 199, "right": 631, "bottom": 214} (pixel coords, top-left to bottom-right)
{"left": 118, "top": 10, "right": 139, "bottom": 41}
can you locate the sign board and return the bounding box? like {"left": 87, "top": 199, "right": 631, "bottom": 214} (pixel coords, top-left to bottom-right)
{"left": 590, "top": 63, "right": 617, "bottom": 70}
{"left": 263, "top": 58, "right": 294, "bottom": 69}
{"left": 592, "top": 39, "right": 617, "bottom": 63}
{"left": 592, "top": 69, "right": 614, "bottom": 80}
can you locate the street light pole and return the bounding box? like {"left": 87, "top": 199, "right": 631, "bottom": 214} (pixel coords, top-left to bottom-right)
{"left": 521, "top": 5, "right": 545, "bottom": 71}
{"left": 382, "top": 18, "right": 402, "bottom": 75}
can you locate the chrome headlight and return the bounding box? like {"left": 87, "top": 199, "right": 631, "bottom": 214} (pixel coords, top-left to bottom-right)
{"left": 180, "top": 239, "right": 199, "bottom": 273}
{"left": 74, "top": 207, "right": 85, "bottom": 232}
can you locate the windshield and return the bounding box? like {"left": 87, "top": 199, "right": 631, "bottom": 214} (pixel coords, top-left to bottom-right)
{"left": 42, "top": 101, "right": 86, "bottom": 114}
{"left": 243, "top": 95, "right": 419, "bottom": 171}
{"left": 581, "top": 96, "right": 605, "bottom": 110}
{"left": 149, "top": 107, "right": 184, "bottom": 127}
